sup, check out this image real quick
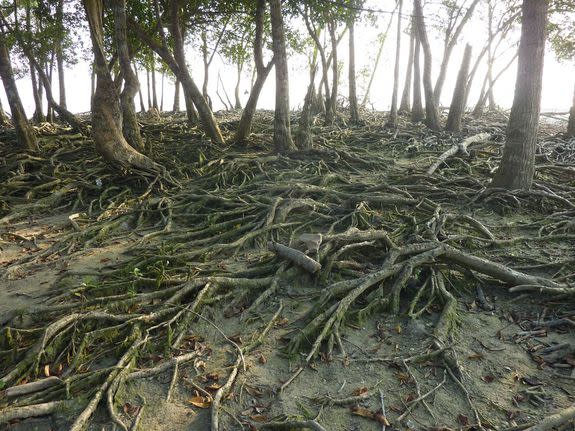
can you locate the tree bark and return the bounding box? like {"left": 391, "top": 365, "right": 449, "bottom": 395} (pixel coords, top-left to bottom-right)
{"left": 432, "top": 0, "right": 481, "bottom": 105}
{"left": 568, "top": 83, "right": 575, "bottom": 137}
{"left": 134, "top": 64, "right": 146, "bottom": 112}
{"left": 413, "top": 0, "right": 440, "bottom": 130}
{"left": 269, "top": 0, "right": 295, "bottom": 152}
{"left": 234, "top": 0, "right": 274, "bottom": 143}
{"left": 112, "top": 0, "right": 144, "bottom": 151}
{"left": 348, "top": 10, "right": 360, "bottom": 123}
{"left": 173, "top": 78, "right": 180, "bottom": 112}
{"left": 0, "top": 96, "right": 10, "bottom": 127}
{"left": 386, "top": 0, "right": 403, "bottom": 128}
{"left": 234, "top": 60, "right": 243, "bottom": 109}
{"left": 150, "top": 54, "right": 158, "bottom": 111}
{"left": 411, "top": 31, "right": 424, "bottom": 123}
{"left": 399, "top": 20, "right": 415, "bottom": 113}
{"left": 328, "top": 19, "right": 338, "bottom": 124}
{"left": 491, "top": 0, "right": 548, "bottom": 191}
{"left": 446, "top": 44, "right": 472, "bottom": 132}
{"left": 296, "top": 65, "right": 317, "bottom": 150}
{"left": 30, "top": 61, "right": 45, "bottom": 123}
{"left": 83, "top": 0, "right": 161, "bottom": 173}
{"left": 56, "top": 0, "right": 66, "bottom": 110}
{"left": 0, "top": 35, "right": 38, "bottom": 151}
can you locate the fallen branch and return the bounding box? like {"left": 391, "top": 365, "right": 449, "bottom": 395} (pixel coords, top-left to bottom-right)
{"left": 268, "top": 241, "right": 322, "bottom": 274}
{"left": 427, "top": 133, "right": 490, "bottom": 175}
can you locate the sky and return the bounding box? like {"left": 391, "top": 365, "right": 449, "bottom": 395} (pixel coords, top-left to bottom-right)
{"left": 2, "top": 0, "right": 574, "bottom": 119}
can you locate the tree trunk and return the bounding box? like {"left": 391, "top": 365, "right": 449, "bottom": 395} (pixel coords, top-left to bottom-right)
{"left": 160, "top": 72, "right": 164, "bottom": 111}
{"left": 413, "top": 0, "right": 440, "bottom": 130}
{"left": 568, "top": 83, "right": 575, "bottom": 137}
{"left": 411, "top": 33, "right": 424, "bottom": 122}
{"left": 134, "top": 64, "right": 146, "bottom": 112}
{"left": 296, "top": 65, "right": 317, "bottom": 150}
{"left": 30, "top": 61, "right": 45, "bottom": 123}
{"left": 234, "top": 0, "right": 274, "bottom": 143}
{"left": 201, "top": 31, "right": 211, "bottom": 109}
{"left": 432, "top": 0, "right": 481, "bottom": 105}
{"left": 173, "top": 78, "right": 180, "bottom": 112}
{"left": 83, "top": 0, "right": 160, "bottom": 173}
{"left": 491, "top": 0, "right": 548, "bottom": 191}
{"left": 0, "top": 97, "right": 10, "bottom": 127}
{"left": 474, "top": 52, "right": 518, "bottom": 118}
{"left": 112, "top": 0, "right": 144, "bottom": 151}
{"left": 90, "top": 63, "right": 96, "bottom": 110}
{"left": 234, "top": 60, "right": 243, "bottom": 109}
{"left": 348, "top": 11, "right": 359, "bottom": 123}
{"left": 56, "top": 0, "right": 66, "bottom": 110}
{"left": 446, "top": 44, "right": 472, "bottom": 132}
{"left": 386, "top": 0, "right": 403, "bottom": 128}
{"left": 472, "top": 72, "right": 488, "bottom": 118}
{"left": 328, "top": 19, "right": 338, "bottom": 124}
{"left": 269, "top": 0, "right": 295, "bottom": 152}
{"left": 0, "top": 36, "right": 38, "bottom": 151}
{"left": 399, "top": 20, "right": 415, "bottom": 113}
{"left": 151, "top": 55, "right": 158, "bottom": 111}
{"left": 146, "top": 66, "right": 151, "bottom": 109}
{"left": 361, "top": 3, "right": 397, "bottom": 107}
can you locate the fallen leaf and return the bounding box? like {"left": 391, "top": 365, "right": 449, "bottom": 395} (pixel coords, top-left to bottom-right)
{"left": 43, "top": 365, "right": 50, "bottom": 377}
{"left": 351, "top": 406, "right": 390, "bottom": 425}
{"left": 258, "top": 354, "right": 267, "bottom": 364}
{"left": 458, "top": 414, "right": 469, "bottom": 426}
{"left": 250, "top": 415, "right": 268, "bottom": 422}
{"left": 189, "top": 395, "right": 212, "bottom": 409}
{"left": 482, "top": 374, "right": 495, "bottom": 383}
{"left": 352, "top": 386, "right": 369, "bottom": 396}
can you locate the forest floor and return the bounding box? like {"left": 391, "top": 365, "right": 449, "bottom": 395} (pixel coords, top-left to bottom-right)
{"left": 0, "top": 110, "right": 574, "bottom": 431}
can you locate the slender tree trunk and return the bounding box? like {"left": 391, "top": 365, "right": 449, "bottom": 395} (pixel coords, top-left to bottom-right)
{"left": 269, "top": 0, "right": 295, "bottom": 152}
{"left": 30, "top": 61, "right": 45, "bottom": 123}
{"left": 474, "top": 52, "right": 518, "bottom": 118}
{"left": 151, "top": 55, "right": 158, "bottom": 110}
{"left": 234, "top": 0, "right": 274, "bottom": 143}
{"left": 46, "top": 56, "right": 55, "bottom": 123}
{"left": 234, "top": 60, "right": 243, "bottom": 109}
{"left": 328, "top": 19, "right": 338, "bottom": 123}
{"left": 472, "top": 72, "right": 489, "bottom": 118}
{"left": 0, "top": 97, "right": 10, "bottom": 127}
{"left": 0, "top": 36, "right": 38, "bottom": 151}
{"left": 568, "top": 83, "right": 575, "bottom": 137}
{"left": 112, "top": 0, "right": 144, "bottom": 151}
{"left": 386, "top": 0, "right": 403, "bottom": 128}
{"left": 491, "top": 0, "right": 548, "bottom": 191}
{"left": 411, "top": 34, "right": 424, "bottom": 122}
{"left": 296, "top": 66, "right": 317, "bottom": 150}
{"left": 487, "top": 0, "right": 496, "bottom": 111}
{"left": 90, "top": 62, "right": 96, "bottom": 110}
{"left": 83, "top": 0, "right": 160, "bottom": 172}
{"left": 399, "top": 21, "right": 415, "bottom": 113}
{"left": 446, "top": 44, "right": 472, "bottom": 132}
{"left": 432, "top": 0, "right": 481, "bottom": 105}
{"left": 361, "top": 3, "right": 397, "bottom": 107}
{"left": 201, "top": 31, "right": 211, "bottom": 109}
{"left": 173, "top": 78, "right": 180, "bottom": 112}
{"left": 134, "top": 64, "right": 145, "bottom": 112}
{"left": 146, "top": 66, "right": 151, "bottom": 109}
{"left": 348, "top": 11, "right": 360, "bottom": 123}
{"left": 160, "top": 72, "right": 164, "bottom": 111}
{"left": 56, "top": 0, "right": 66, "bottom": 110}
{"left": 414, "top": 0, "right": 440, "bottom": 130}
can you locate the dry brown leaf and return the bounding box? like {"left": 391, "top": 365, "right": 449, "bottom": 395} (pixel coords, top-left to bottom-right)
{"left": 250, "top": 415, "right": 268, "bottom": 422}
{"left": 43, "top": 364, "right": 50, "bottom": 377}
{"left": 189, "top": 395, "right": 212, "bottom": 409}
{"left": 352, "top": 386, "right": 369, "bottom": 396}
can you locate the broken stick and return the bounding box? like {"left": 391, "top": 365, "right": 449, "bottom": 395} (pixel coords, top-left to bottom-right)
{"left": 427, "top": 133, "right": 491, "bottom": 175}
{"left": 268, "top": 241, "right": 321, "bottom": 274}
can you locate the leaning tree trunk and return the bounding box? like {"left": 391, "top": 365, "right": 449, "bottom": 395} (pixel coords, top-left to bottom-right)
{"left": 413, "top": 0, "right": 440, "bottom": 130}
{"left": 269, "top": 0, "right": 295, "bottom": 152}
{"left": 399, "top": 21, "right": 415, "bottom": 113}
{"left": 411, "top": 33, "right": 424, "bottom": 123}
{"left": 234, "top": 0, "right": 274, "bottom": 143}
{"left": 0, "top": 36, "right": 38, "bottom": 151}
{"left": 0, "top": 97, "right": 10, "bottom": 127}
{"left": 112, "top": 0, "right": 144, "bottom": 152}
{"left": 348, "top": 12, "right": 360, "bottom": 123}
{"left": 491, "top": 0, "right": 548, "bottom": 191}
{"left": 386, "top": 0, "right": 403, "bottom": 128}
{"left": 83, "top": 0, "right": 161, "bottom": 173}
{"left": 568, "top": 83, "right": 575, "bottom": 137}
{"left": 446, "top": 44, "right": 472, "bottom": 132}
